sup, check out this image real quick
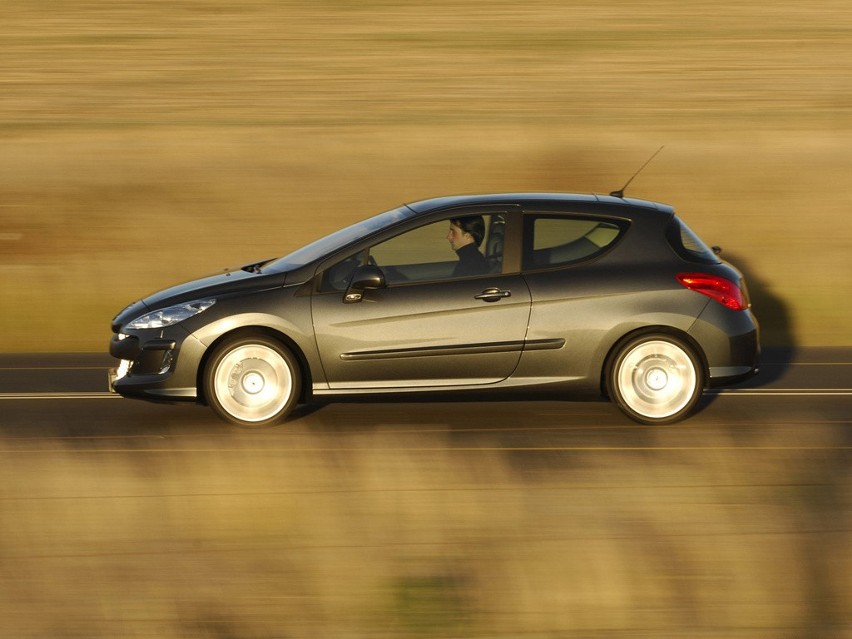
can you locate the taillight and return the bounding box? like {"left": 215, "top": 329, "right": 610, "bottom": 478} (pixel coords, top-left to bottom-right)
{"left": 677, "top": 273, "right": 748, "bottom": 311}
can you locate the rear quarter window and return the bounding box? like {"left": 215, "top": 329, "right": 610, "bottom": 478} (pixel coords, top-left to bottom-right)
{"left": 666, "top": 217, "right": 720, "bottom": 265}
{"left": 523, "top": 215, "right": 628, "bottom": 270}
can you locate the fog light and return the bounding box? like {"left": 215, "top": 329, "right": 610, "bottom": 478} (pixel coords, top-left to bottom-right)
{"left": 109, "top": 359, "right": 132, "bottom": 391}
{"left": 158, "top": 350, "right": 175, "bottom": 375}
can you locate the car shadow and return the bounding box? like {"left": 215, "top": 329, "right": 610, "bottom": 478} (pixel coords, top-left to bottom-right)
{"left": 723, "top": 252, "right": 796, "bottom": 387}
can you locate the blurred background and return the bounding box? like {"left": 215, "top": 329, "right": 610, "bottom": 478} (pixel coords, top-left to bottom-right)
{"left": 1, "top": 0, "right": 850, "bottom": 351}
{"left": 1, "top": 3, "right": 850, "bottom": 638}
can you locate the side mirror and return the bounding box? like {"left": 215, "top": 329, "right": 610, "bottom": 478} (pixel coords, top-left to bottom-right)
{"left": 344, "top": 264, "right": 386, "bottom": 303}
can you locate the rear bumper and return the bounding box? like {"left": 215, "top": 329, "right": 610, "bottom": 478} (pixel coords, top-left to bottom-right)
{"left": 689, "top": 305, "right": 760, "bottom": 387}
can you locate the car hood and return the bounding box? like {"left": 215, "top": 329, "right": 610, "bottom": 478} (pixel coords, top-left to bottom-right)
{"left": 112, "top": 264, "right": 289, "bottom": 329}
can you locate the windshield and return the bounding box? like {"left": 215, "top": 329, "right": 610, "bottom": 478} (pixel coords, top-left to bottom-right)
{"left": 264, "top": 205, "right": 416, "bottom": 273}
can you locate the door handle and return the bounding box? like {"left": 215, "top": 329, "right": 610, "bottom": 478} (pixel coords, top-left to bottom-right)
{"left": 474, "top": 288, "right": 511, "bottom": 302}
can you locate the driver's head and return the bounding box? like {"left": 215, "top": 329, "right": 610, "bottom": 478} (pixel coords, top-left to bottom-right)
{"left": 447, "top": 215, "right": 485, "bottom": 250}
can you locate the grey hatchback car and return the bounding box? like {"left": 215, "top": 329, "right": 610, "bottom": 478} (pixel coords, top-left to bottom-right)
{"left": 109, "top": 193, "right": 759, "bottom": 426}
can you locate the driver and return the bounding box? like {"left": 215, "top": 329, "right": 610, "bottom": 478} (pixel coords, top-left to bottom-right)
{"left": 447, "top": 216, "right": 488, "bottom": 277}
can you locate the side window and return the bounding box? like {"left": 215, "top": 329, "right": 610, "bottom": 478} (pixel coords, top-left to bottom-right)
{"left": 371, "top": 213, "right": 500, "bottom": 285}
{"left": 371, "top": 219, "right": 452, "bottom": 278}
{"left": 524, "top": 215, "right": 625, "bottom": 269}
{"left": 318, "top": 213, "right": 505, "bottom": 291}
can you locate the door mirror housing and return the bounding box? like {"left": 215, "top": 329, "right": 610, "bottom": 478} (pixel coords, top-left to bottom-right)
{"left": 344, "top": 264, "right": 386, "bottom": 303}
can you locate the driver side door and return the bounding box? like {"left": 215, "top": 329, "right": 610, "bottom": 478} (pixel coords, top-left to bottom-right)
{"left": 311, "top": 210, "right": 531, "bottom": 389}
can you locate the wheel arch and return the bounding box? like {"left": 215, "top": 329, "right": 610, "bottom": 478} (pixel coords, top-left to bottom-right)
{"left": 196, "top": 326, "right": 313, "bottom": 406}
{"left": 599, "top": 325, "right": 709, "bottom": 398}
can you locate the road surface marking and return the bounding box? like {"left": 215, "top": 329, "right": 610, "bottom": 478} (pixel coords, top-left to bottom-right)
{"left": 0, "top": 392, "right": 119, "bottom": 400}
{"left": 1, "top": 389, "right": 851, "bottom": 401}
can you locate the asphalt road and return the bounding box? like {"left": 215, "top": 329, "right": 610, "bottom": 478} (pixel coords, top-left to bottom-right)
{"left": 0, "top": 347, "right": 850, "bottom": 437}
{"left": 0, "top": 348, "right": 849, "bottom": 638}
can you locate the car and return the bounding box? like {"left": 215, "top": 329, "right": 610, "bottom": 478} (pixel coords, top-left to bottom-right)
{"left": 109, "top": 192, "right": 759, "bottom": 426}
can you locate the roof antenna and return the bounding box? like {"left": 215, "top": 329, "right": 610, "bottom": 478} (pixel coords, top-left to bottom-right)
{"left": 610, "top": 146, "right": 665, "bottom": 198}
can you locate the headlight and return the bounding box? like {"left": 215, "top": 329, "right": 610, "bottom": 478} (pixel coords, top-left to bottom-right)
{"left": 126, "top": 299, "right": 216, "bottom": 330}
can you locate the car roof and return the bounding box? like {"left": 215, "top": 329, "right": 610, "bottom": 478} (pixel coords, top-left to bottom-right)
{"left": 404, "top": 192, "right": 675, "bottom": 215}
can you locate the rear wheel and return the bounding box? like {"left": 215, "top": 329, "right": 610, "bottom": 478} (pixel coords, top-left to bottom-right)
{"left": 608, "top": 334, "right": 704, "bottom": 424}
{"left": 204, "top": 335, "right": 300, "bottom": 427}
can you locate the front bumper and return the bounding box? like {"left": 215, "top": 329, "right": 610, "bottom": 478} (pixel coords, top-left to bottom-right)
{"left": 108, "top": 330, "right": 204, "bottom": 401}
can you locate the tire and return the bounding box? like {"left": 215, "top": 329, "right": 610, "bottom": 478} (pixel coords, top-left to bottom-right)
{"left": 204, "top": 335, "right": 301, "bottom": 427}
{"left": 608, "top": 334, "right": 704, "bottom": 425}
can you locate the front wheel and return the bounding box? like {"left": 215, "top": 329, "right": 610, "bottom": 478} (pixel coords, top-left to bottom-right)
{"left": 204, "top": 335, "right": 301, "bottom": 427}
{"left": 608, "top": 334, "right": 705, "bottom": 425}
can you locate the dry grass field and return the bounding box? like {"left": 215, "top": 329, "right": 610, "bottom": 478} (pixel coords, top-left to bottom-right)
{"left": 1, "top": 0, "right": 851, "bottom": 350}
{"left": 1, "top": 406, "right": 849, "bottom": 638}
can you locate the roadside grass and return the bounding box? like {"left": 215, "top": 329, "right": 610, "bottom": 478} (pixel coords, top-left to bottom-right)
{"left": 0, "top": 423, "right": 847, "bottom": 637}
